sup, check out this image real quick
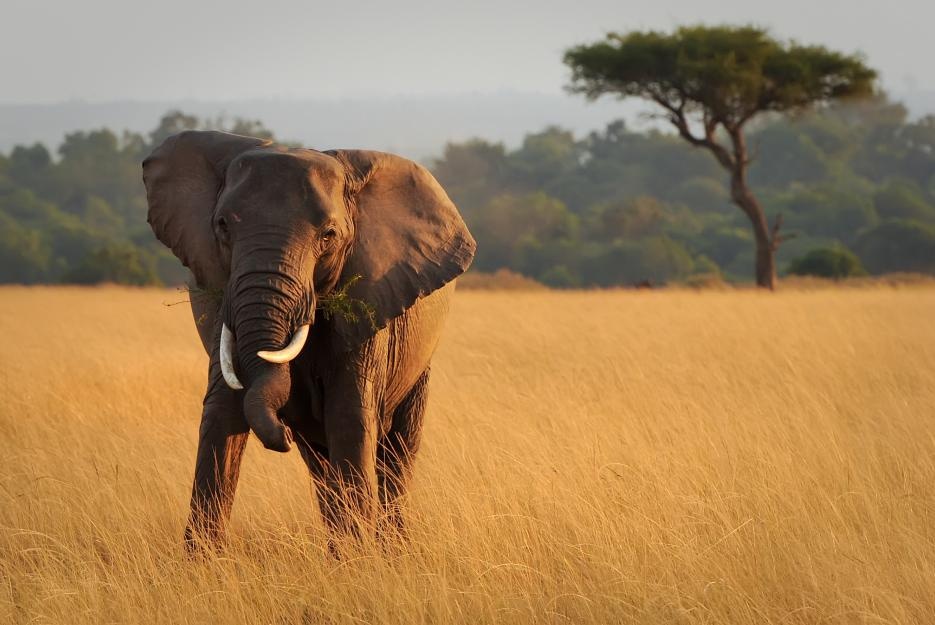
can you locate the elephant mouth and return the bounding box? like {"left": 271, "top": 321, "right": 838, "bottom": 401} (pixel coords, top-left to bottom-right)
{"left": 218, "top": 321, "right": 309, "bottom": 453}
{"left": 219, "top": 322, "right": 310, "bottom": 390}
{"left": 218, "top": 284, "right": 317, "bottom": 391}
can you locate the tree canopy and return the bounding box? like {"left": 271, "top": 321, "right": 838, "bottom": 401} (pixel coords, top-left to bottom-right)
{"left": 564, "top": 26, "right": 876, "bottom": 129}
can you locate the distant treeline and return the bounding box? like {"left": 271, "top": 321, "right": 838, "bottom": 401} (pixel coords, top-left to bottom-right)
{"left": 0, "top": 112, "right": 273, "bottom": 285}
{"left": 1, "top": 101, "right": 934, "bottom": 286}
{"left": 432, "top": 97, "right": 935, "bottom": 285}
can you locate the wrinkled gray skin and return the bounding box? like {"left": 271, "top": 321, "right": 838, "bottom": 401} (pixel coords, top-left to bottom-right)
{"left": 142, "top": 131, "right": 475, "bottom": 550}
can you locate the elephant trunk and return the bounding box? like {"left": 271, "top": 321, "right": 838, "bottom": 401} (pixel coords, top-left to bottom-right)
{"left": 223, "top": 265, "right": 316, "bottom": 453}
{"left": 242, "top": 364, "right": 294, "bottom": 452}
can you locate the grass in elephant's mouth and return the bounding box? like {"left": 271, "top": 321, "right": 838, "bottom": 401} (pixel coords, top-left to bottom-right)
{"left": 1, "top": 285, "right": 935, "bottom": 624}
{"left": 317, "top": 274, "right": 377, "bottom": 328}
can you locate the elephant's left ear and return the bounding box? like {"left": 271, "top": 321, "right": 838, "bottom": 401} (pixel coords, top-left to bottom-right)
{"left": 327, "top": 150, "right": 476, "bottom": 344}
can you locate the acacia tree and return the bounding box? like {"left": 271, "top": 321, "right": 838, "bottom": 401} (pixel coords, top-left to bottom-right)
{"left": 564, "top": 26, "right": 876, "bottom": 288}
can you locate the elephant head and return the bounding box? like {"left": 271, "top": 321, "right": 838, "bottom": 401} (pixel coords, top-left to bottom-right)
{"left": 142, "top": 131, "right": 475, "bottom": 452}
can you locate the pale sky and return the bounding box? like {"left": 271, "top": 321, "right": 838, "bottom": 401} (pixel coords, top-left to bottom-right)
{"left": 2, "top": 0, "right": 933, "bottom": 103}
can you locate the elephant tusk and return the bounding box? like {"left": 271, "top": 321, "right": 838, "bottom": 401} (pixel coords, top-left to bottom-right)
{"left": 220, "top": 323, "right": 244, "bottom": 390}
{"left": 257, "top": 324, "right": 310, "bottom": 364}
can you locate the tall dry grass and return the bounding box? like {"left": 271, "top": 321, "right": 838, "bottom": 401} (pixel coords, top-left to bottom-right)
{"left": 1, "top": 285, "right": 934, "bottom": 624}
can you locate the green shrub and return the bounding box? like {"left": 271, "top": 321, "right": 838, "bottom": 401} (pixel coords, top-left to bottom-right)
{"left": 538, "top": 265, "right": 580, "bottom": 288}
{"left": 786, "top": 246, "right": 867, "bottom": 279}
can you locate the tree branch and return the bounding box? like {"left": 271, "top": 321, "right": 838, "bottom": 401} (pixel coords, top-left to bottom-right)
{"left": 646, "top": 88, "right": 737, "bottom": 171}
{"left": 673, "top": 114, "right": 735, "bottom": 170}
{"left": 726, "top": 124, "right": 753, "bottom": 170}
{"left": 768, "top": 213, "right": 795, "bottom": 250}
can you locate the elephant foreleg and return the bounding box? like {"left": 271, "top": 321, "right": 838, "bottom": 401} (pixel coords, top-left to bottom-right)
{"left": 377, "top": 368, "right": 429, "bottom": 539}
{"left": 185, "top": 373, "right": 249, "bottom": 552}
{"left": 314, "top": 362, "right": 381, "bottom": 544}
{"left": 322, "top": 414, "right": 378, "bottom": 541}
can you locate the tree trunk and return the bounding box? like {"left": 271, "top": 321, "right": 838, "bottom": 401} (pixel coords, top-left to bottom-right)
{"left": 730, "top": 170, "right": 777, "bottom": 290}
{"left": 753, "top": 225, "right": 777, "bottom": 290}
{"left": 674, "top": 118, "right": 781, "bottom": 289}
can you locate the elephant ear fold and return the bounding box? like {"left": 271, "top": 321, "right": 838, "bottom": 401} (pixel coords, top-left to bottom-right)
{"left": 328, "top": 150, "right": 476, "bottom": 344}
{"left": 142, "top": 130, "right": 271, "bottom": 288}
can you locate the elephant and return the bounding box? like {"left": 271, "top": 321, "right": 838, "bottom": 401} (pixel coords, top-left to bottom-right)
{"left": 141, "top": 130, "right": 475, "bottom": 550}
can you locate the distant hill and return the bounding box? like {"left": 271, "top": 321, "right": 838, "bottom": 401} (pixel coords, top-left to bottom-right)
{"left": 0, "top": 92, "right": 647, "bottom": 162}
{"left": 4, "top": 91, "right": 931, "bottom": 162}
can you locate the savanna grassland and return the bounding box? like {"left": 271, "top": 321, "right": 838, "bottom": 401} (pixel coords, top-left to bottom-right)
{"left": 1, "top": 285, "right": 934, "bottom": 625}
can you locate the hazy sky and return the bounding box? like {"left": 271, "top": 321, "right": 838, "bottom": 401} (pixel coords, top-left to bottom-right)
{"left": 2, "top": 0, "right": 933, "bottom": 103}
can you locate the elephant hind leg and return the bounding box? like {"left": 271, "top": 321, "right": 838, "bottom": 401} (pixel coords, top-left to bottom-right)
{"left": 378, "top": 368, "right": 430, "bottom": 539}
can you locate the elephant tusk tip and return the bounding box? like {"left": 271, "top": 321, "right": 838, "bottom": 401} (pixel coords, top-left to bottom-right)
{"left": 256, "top": 349, "right": 280, "bottom": 363}
{"left": 255, "top": 350, "right": 297, "bottom": 364}
{"left": 256, "top": 325, "right": 310, "bottom": 364}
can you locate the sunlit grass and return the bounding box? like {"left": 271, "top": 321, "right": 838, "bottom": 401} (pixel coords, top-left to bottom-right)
{"left": 1, "top": 285, "right": 934, "bottom": 624}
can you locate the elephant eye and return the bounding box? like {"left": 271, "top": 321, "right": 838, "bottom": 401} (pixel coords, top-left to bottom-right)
{"left": 216, "top": 216, "right": 230, "bottom": 241}
{"left": 320, "top": 228, "right": 337, "bottom": 245}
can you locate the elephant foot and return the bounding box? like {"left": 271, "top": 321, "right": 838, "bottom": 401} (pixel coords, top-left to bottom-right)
{"left": 183, "top": 525, "right": 220, "bottom": 558}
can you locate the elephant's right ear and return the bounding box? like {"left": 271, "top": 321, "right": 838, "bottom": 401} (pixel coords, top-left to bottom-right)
{"left": 142, "top": 130, "right": 270, "bottom": 288}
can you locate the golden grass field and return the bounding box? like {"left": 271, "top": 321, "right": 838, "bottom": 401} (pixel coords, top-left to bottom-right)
{"left": 1, "top": 285, "right": 934, "bottom": 624}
